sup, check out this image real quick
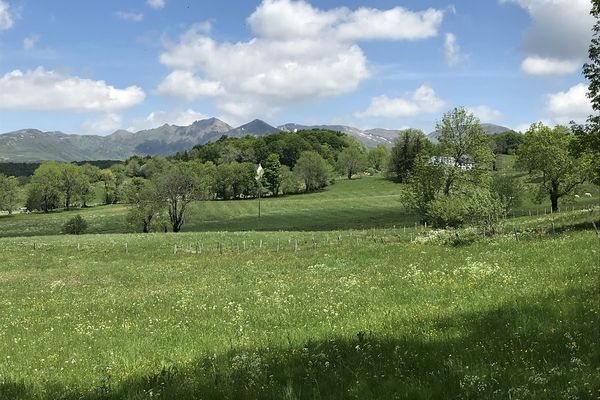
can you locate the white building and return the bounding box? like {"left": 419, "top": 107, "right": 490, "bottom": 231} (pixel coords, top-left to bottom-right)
{"left": 428, "top": 156, "right": 473, "bottom": 170}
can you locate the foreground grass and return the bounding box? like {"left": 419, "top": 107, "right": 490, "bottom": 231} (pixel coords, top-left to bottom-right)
{"left": 0, "top": 225, "right": 598, "bottom": 399}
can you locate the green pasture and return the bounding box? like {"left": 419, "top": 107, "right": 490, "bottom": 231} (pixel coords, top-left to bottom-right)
{"left": 0, "top": 218, "right": 598, "bottom": 399}
{"left": 1, "top": 173, "right": 598, "bottom": 238}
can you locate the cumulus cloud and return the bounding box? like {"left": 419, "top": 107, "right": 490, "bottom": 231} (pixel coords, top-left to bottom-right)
{"left": 444, "top": 33, "right": 466, "bottom": 66}
{"left": 335, "top": 6, "right": 443, "bottom": 41}
{"left": 502, "top": 0, "right": 592, "bottom": 75}
{"left": 0, "top": 0, "right": 14, "bottom": 30}
{"left": 115, "top": 11, "right": 144, "bottom": 22}
{"left": 521, "top": 56, "right": 580, "bottom": 75}
{"left": 247, "top": 0, "right": 443, "bottom": 41}
{"left": 147, "top": 0, "right": 165, "bottom": 10}
{"left": 357, "top": 84, "right": 446, "bottom": 118}
{"left": 546, "top": 83, "right": 593, "bottom": 124}
{"left": 0, "top": 67, "right": 145, "bottom": 111}
{"left": 157, "top": 70, "right": 224, "bottom": 100}
{"left": 158, "top": 0, "right": 444, "bottom": 118}
{"left": 128, "top": 109, "right": 209, "bottom": 131}
{"left": 467, "top": 105, "right": 503, "bottom": 122}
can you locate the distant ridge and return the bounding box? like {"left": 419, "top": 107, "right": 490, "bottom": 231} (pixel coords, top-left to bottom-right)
{"left": 228, "top": 119, "right": 279, "bottom": 137}
{"left": 277, "top": 123, "right": 393, "bottom": 147}
{"left": 427, "top": 123, "right": 513, "bottom": 143}
{"left": 0, "top": 119, "right": 514, "bottom": 162}
{"left": 0, "top": 118, "right": 233, "bottom": 162}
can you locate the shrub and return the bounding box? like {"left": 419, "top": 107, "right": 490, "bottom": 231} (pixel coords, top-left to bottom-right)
{"left": 426, "top": 195, "right": 469, "bottom": 228}
{"left": 62, "top": 215, "right": 88, "bottom": 235}
{"left": 440, "top": 228, "right": 481, "bottom": 247}
{"left": 465, "top": 189, "right": 505, "bottom": 234}
{"left": 426, "top": 189, "right": 505, "bottom": 232}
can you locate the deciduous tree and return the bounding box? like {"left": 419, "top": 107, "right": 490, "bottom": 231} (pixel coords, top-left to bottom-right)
{"left": 387, "top": 129, "right": 430, "bottom": 182}
{"left": 0, "top": 174, "right": 20, "bottom": 214}
{"left": 337, "top": 145, "right": 367, "bottom": 180}
{"left": 123, "top": 177, "right": 164, "bottom": 233}
{"left": 155, "top": 163, "right": 201, "bottom": 232}
{"left": 518, "top": 123, "right": 586, "bottom": 212}
{"left": 293, "top": 151, "right": 332, "bottom": 192}
{"left": 26, "top": 161, "right": 62, "bottom": 212}
{"left": 436, "top": 107, "right": 493, "bottom": 195}
{"left": 367, "top": 144, "right": 389, "bottom": 172}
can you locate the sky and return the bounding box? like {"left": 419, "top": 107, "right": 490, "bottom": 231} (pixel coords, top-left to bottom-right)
{"left": 0, "top": 0, "right": 595, "bottom": 135}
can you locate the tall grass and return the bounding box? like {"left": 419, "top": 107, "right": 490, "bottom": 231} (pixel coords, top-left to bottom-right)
{"left": 0, "top": 226, "right": 598, "bottom": 399}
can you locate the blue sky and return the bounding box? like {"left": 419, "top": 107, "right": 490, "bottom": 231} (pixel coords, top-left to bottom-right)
{"left": 0, "top": 0, "right": 594, "bottom": 134}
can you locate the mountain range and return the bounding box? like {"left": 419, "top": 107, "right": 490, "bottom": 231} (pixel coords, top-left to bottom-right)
{"left": 0, "top": 118, "right": 512, "bottom": 162}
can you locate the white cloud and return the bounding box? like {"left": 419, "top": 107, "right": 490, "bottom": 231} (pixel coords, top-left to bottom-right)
{"left": 157, "top": 70, "right": 224, "bottom": 100}
{"left": 23, "top": 34, "right": 39, "bottom": 51}
{"left": 0, "top": 67, "right": 145, "bottom": 111}
{"left": 128, "top": 109, "right": 209, "bottom": 131}
{"left": 247, "top": 0, "right": 443, "bottom": 41}
{"left": 547, "top": 83, "right": 593, "bottom": 124}
{"left": 521, "top": 56, "right": 581, "bottom": 75}
{"left": 0, "top": 0, "right": 14, "bottom": 30}
{"left": 247, "top": 0, "right": 343, "bottom": 40}
{"left": 467, "top": 105, "right": 503, "bottom": 122}
{"left": 502, "top": 0, "right": 592, "bottom": 75}
{"left": 115, "top": 11, "right": 144, "bottom": 22}
{"left": 158, "top": 0, "right": 444, "bottom": 118}
{"left": 147, "top": 0, "right": 165, "bottom": 10}
{"left": 81, "top": 113, "right": 123, "bottom": 134}
{"left": 335, "top": 6, "right": 443, "bottom": 41}
{"left": 357, "top": 84, "right": 446, "bottom": 118}
{"left": 444, "top": 33, "right": 466, "bottom": 66}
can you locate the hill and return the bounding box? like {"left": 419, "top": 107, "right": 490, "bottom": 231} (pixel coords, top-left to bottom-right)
{"left": 0, "top": 119, "right": 514, "bottom": 162}
{"left": 278, "top": 123, "right": 393, "bottom": 147}
{"left": 227, "top": 119, "right": 279, "bottom": 137}
{"left": 0, "top": 118, "right": 233, "bottom": 162}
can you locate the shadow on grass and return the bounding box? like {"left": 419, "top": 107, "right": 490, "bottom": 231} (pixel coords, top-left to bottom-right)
{"left": 2, "top": 286, "right": 598, "bottom": 400}
{"left": 189, "top": 206, "right": 419, "bottom": 232}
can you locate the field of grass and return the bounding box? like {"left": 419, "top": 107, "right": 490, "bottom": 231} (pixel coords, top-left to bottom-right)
{"left": 1, "top": 166, "right": 599, "bottom": 399}
{"left": 0, "top": 215, "right": 598, "bottom": 399}
{"left": 1, "top": 174, "right": 598, "bottom": 238}
{"left": 0, "top": 177, "right": 419, "bottom": 237}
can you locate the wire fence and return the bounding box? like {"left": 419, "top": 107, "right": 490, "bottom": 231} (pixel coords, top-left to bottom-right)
{"left": 16, "top": 205, "right": 599, "bottom": 258}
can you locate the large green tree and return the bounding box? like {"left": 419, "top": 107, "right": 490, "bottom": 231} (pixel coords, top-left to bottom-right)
{"left": 387, "top": 129, "right": 430, "bottom": 182}
{"left": 400, "top": 156, "right": 447, "bottom": 219}
{"left": 293, "top": 151, "right": 332, "bottom": 192}
{"left": 518, "top": 123, "right": 586, "bottom": 212}
{"left": 26, "top": 161, "right": 63, "bottom": 212}
{"left": 0, "top": 174, "right": 20, "bottom": 214}
{"left": 436, "top": 107, "right": 493, "bottom": 195}
{"left": 155, "top": 163, "right": 202, "bottom": 232}
{"left": 262, "top": 153, "right": 282, "bottom": 196}
{"left": 337, "top": 145, "right": 367, "bottom": 180}
{"left": 573, "top": 0, "right": 600, "bottom": 185}
{"left": 59, "top": 163, "right": 89, "bottom": 209}
{"left": 584, "top": 0, "right": 600, "bottom": 122}
{"left": 123, "top": 177, "right": 164, "bottom": 233}
{"left": 367, "top": 144, "right": 389, "bottom": 171}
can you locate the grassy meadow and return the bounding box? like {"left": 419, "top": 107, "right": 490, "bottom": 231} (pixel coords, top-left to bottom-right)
{"left": 1, "top": 171, "right": 599, "bottom": 238}
{"left": 0, "top": 219, "right": 599, "bottom": 399}
{"left": 1, "top": 162, "right": 599, "bottom": 399}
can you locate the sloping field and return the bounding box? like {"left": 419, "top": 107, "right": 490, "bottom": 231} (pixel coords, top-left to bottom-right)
{"left": 0, "top": 224, "right": 598, "bottom": 399}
